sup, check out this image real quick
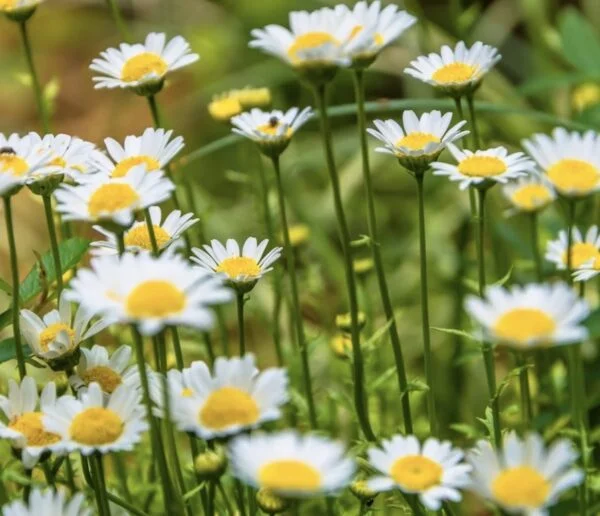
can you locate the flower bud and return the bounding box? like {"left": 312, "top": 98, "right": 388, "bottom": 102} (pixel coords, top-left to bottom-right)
{"left": 349, "top": 479, "right": 378, "bottom": 502}
{"left": 335, "top": 312, "right": 367, "bottom": 333}
{"left": 194, "top": 447, "right": 227, "bottom": 481}
{"left": 256, "top": 488, "right": 290, "bottom": 514}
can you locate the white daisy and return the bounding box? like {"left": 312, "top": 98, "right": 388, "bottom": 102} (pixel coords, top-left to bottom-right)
{"left": 0, "top": 0, "right": 42, "bottom": 20}
{"left": 191, "top": 237, "right": 282, "bottom": 291}
{"left": 522, "top": 128, "right": 600, "bottom": 198}
{"left": 0, "top": 133, "right": 54, "bottom": 189}
{"left": 0, "top": 377, "right": 62, "bottom": 469}
{"left": 90, "top": 32, "right": 199, "bottom": 93}
{"left": 65, "top": 251, "right": 233, "bottom": 336}
{"left": 90, "top": 128, "right": 184, "bottom": 178}
{"left": 0, "top": 172, "right": 23, "bottom": 197}
{"left": 432, "top": 144, "right": 533, "bottom": 190}
{"left": 502, "top": 172, "right": 556, "bottom": 213}
{"left": 366, "top": 435, "right": 472, "bottom": 511}
{"left": 545, "top": 226, "right": 600, "bottom": 271}
{"left": 404, "top": 41, "right": 501, "bottom": 94}
{"left": 229, "top": 431, "right": 355, "bottom": 497}
{"left": 465, "top": 282, "right": 589, "bottom": 350}
{"left": 20, "top": 293, "right": 110, "bottom": 363}
{"left": 468, "top": 432, "right": 583, "bottom": 515}
{"left": 43, "top": 382, "right": 147, "bottom": 455}
{"left": 168, "top": 354, "right": 288, "bottom": 439}
{"left": 54, "top": 165, "right": 174, "bottom": 227}
{"left": 1, "top": 488, "right": 90, "bottom": 516}
{"left": 91, "top": 206, "right": 198, "bottom": 255}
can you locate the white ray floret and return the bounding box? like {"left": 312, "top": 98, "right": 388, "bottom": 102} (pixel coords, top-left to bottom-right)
{"left": 0, "top": 133, "right": 55, "bottom": 189}
{"left": 1, "top": 488, "right": 90, "bottom": 516}
{"left": 545, "top": 226, "right": 600, "bottom": 271}
{"left": 231, "top": 107, "right": 313, "bottom": 145}
{"left": 502, "top": 172, "right": 556, "bottom": 213}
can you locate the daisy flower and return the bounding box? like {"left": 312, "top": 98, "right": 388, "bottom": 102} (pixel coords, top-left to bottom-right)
{"left": 169, "top": 354, "right": 288, "bottom": 439}
{"left": 90, "top": 128, "right": 184, "bottom": 178}
{"left": 545, "top": 226, "right": 600, "bottom": 271}
{"left": 54, "top": 165, "right": 174, "bottom": 227}
{"left": 44, "top": 382, "right": 147, "bottom": 455}
{"left": 465, "top": 282, "right": 589, "bottom": 350}
{"left": 0, "top": 0, "right": 42, "bottom": 21}
{"left": 366, "top": 435, "right": 472, "bottom": 511}
{"left": 90, "top": 32, "right": 199, "bottom": 95}
{"left": 522, "top": 128, "right": 600, "bottom": 198}
{"left": 91, "top": 206, "right": 198, "bottom": 255}
{"left": 0, "top": 377, "right": 62, "bottom": 469}
{"left": 404, "top": 41, "right": 501, "bottom": 95}
{"left": 191, "top": 237, "right": 282, "bottom": 292}
{"left": 468, "top": 432, "right": 583, "bottom": 515}
{"left": 20, "top": 293, "right": 110, "bottom": 366}
{"left": 1, "top": 488, "right": 90, "bottom": 516}
{"left": 502, "top": 173, "right": 556, "bottom": 213}
{"left": 0, "top": 133, "right": 54, "bottom": 192}
{"left": 208, "top": 87, "right": 272, "bottom": 122}
{"left": 229, "top": 431, "right": 355, "bottom": 497}
{"left": 65, "top": 251, "right": 232, "bottom": 336}
{"left": 431, "top": 144, "right": 533, "bottom": 190}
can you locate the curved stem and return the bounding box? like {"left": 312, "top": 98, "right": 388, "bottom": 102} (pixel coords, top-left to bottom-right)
{"left": 466, "top": 94, "right": 480, "bottom": 149}
{"left": 203, "top": 332, "right": 215, "bottom": 365}
{"left": 105, "top": 0, "right": 131, "bottom": 41}
{"left": 516, "top": 352, "right": 533, "bottom": 427}
{"left": 236, "top": 293, "right": 246, "bottom": 356}
{"left": 43, "top": 194, "right": 63, "bottom": 294}
{"left": 530, "top": 213, "right": 542, "bottom": 281}
{"left": 147, "top": 95, "right": 162, "bottom": 128}
{"left": 144, "top": 208, "right": 159, "bottom": 255}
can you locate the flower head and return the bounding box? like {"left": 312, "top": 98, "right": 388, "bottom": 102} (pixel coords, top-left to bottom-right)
{"left": 572, "top": 83, "right": 600, "bottom": 113}
{"left": 502, "top": 172, "right": 556, "bottom": 213}
{"left": 1, "top": 488, "right": 90, "bottom": 516}
{"left": 0, "top": 0, "right": 42, "bottom": 22}
{"left": 546, "top": 226, "right": 600, "bottom": 271}
{"left": 208, "top": 87, "right": 272, "bottom": 122}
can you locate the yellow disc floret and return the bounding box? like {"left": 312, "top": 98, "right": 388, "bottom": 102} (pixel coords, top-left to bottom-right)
{"left": 396, "top": 133, "right": 440, "bottom": 152}
{"left": 0, "top": 154, "right": 28, "bottom": 177}
{"left": 9, "top": 412, "right": 61, "bottom": 447}
{"left": 216, "top": 257, "right": 261, "bottom": 279}
{"left": 199, "top": 386, "right": 259, "bottom": 430}
{"left": 287, "top": 32, "right": 339, "bottom": 64}
{"left": 39, "top": 323, "right": 75, "bottom": 352}
{"left": 88, "top": 183, "right": 140, "bottom": 216}
{"left": 121, "top": 52, "right": 168, "bottom": 83}
{"left": 112, "top": 156, "right": 161, "bottom": 178}
{"left": 563, "top": 242, "right": 600, "bottom": 268}
{"left": 493, "top": 308, "right": 556, "bottom": 345}
{"left": 458, "top": 156, "right": 507, "bottom": 177}
{"left": 491, "top": 466, "right": 550, "bottom": 509}
{"left": 69, "top": 407, "right": 124, "bottom": 445}
{"left": 547, "top": 159, "right": 600, "bottom": 195}
{"left": 259, "top": 460, "right": 322, "bottom": 492}
{"left": 432, "top": 63, "right": 478, "bottom": 85}
{"left": 126, "top": 280, "right": 186, "bottom": 318}
{"left": 511, "top": 185, "right": 553, "bottom": 211}
{"left": 390, "top": 455, "right": 443, "bottom": 492}
{"left": 124, "top": 224, "right": 171, "bottom": 250}
{"left": 81, "top": 366, "right": 123, "bottom": 394}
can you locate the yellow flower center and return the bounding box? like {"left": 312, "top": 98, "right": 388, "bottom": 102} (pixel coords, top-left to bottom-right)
{"left": 208, "top": 97, "right": 243, "bottom": 122}
{"left": 547, "top": 159, "right": 600, "bottom": 194}
{"left": 69, "top": 407, "right": 124, "bottom": 445}
{"left": 88, "top": 183, "right": 140, "bottom": 216}
{"left": 390, "top": 455, "right": 443, "bottom": 492}
{"left": 216, "top": 257, "right": 261, "bottom": 279}
{"left": 0, "top": 154, "right": 28, "bottom": 177}
{"left": 349, "top": 25, "right": 384, "bottom": 46}
{"left": 511, "top": 185, "right": 553, "bottom": 211}
{"left": 287, "top": 32, "right": 339, "bottom": 63}
{"left": 39, "top": 323, "right": 75, "bottom": 352}
{"left": 396, "top": 132, "right": 440, "bottom": 151}
{"left": 50, "top": 156, "right": 67, "bottom": 168}
{"left": 112, "top": 156, "right": 161, "bottom": 178}
{"left": 126, "top": 280, "right": 186, "bottom": 318}
{"left": 121, "top": 52, "right": 168, "bottom": 83}
{"left": 563, "top": 242, "right": 600, "bottom": 268}
{"left": 259, "top": 460, "right": 322, "bottom": 492}
{"left": 432, "top": 62, "right": 478, "bottom": 85}
{"left": 256, "top": 122, "right": 293, "bottom": 138}
{"left": 81, "top": 366, "right": 122, "bottom": 394}
{"left": 458, "top": 156, "right": 507, "bottom": 177}
{"left": 494, "top": 308, "right": 556, "bottom": 345}
{"left": 199, "top": 386, "right": 259, "bottom": 430}
{"left": 9, "top": 412, "right": 61, "bottom": 447}
{"left": 491, "top": 466, "right": 550, "bottom": 509}
{"left": 124, "top": 224, "right": 171, "bottom": 251}
{"left": 181, "top": 387, "right": 193, "bottom": 397}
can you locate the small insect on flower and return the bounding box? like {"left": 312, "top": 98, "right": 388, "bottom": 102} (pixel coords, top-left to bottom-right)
{"left": 465, "top": 282, "right": 589, "bottom": 350}
{"left": 468, "top": 432, "right": 583, "bottom": 515}
{"left": 1, "top": 488, "right": 91, "bottom": 516}
{"left": 0, "top": 377, "right": 62, "bottom": 469}
{"left": 502, "top": 172, "right": 556, "bottom": 213}
{"left": 366, "top": 435, "right": 472, "bottom": 511}
{"left": 90, "top": 32, "right": 199, "bottom": 95}
{"left": 522, "top": 128, "right": 600, "bottom": 198}
{"left": 229, "top": 430, "right": 356, "bottom": 497}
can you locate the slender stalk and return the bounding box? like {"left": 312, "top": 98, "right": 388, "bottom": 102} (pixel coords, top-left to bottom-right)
{"left": 313, "top": 83, "right": 375, "bottom": 441}
{"left": 144, "top": 208, "right": 159, "bottom": 255}
{"left": 236, "top": 292, "right": 246, "bottom": 356}
{"left": 82, "top": 456, "right": 104, "bottom": 516}
{"left": 112, "top": 454, "right": 132, "bottom": 502}
{"left": 171, "top": 326, "right": 185, "bottom": 370}
{"left": 43, "top": 195, "right": 63, "bottom": 294}
{"left": 234, "top": 480, "right": 247, "bottom": 516}
{"left": 271, "top": 155, "right": 318, "bottom": 429}
{"left": 4, "top": 196, "right": 27, "bottom": 379}
{"left": 94, "top": 453, "right": 112, "bottom": 516}
{"left": 203, "top": 332, "right": 215, "bottom": 364}
{"left": 466, "top": 94, "right": 480, "bottom": 149}
{"left": 147, "top": 95, "right": 162, "bottom": 128}
{"left": 105, "top": 0, "right": 131, "bottom": 41}
{"left": 530, "top": 213, "right": 542, "bottom": 281}
{"left": 217, "top": 481, "right": 235, "bottom": 516}
{"left": 516, "top": 352, "right": 533, "bottom": 427}
{"left": 352, "top": 70, "right": 413, "bottom": 432}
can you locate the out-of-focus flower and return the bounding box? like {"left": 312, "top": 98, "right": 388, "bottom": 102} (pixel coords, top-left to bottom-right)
{"left": 502, "top": 173, "right": 556, "bottom": 213}
{"left": 208, "top": 87, "right": 272, "bottom": 122}
{"left": 572, "top": 83, "right": 600, "bottom": 112}
{"left": 0, "top": 488, "right": 90, "bottom": 516}
{"left": 545, "top": 226, "right": 600, "bottom": 271}
{"left": 0, "top": 0, "right": 43, "bottom": 22}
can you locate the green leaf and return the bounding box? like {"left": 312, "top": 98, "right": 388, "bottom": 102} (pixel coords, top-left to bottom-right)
{"left": 559, "top": 7, "right": 600, "bottom": 72}
{"left": 493, "top": 266, "right": 513, "bottom": 287}
{"left": 431, "top": 327, "right": 478, "bottom": 342}
{"left": 363, "top": 318, "right": 394, "bottom": 352}
{"left": 450, "top": 423, "right": 481, "bottom": 440}
{"left": 518, "top": 72, "right": 600, "bottom": 96}
{"left": 368, "top": 365, "right": 397, "bottom": 392}
{"left": 400, "top": 378, "right": 429, "bottom": 400}
{"left": 494, "top": 364, "right": 532, "bottom": 401}
{"left": 0, "top": 338, "right": 31, "bottom": 364}
{"left": 0, "top": 278, "right": 11, "bottom": 295}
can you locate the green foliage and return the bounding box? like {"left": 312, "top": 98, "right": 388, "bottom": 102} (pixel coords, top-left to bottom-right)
{"left": 558, "top": 7, "right": 600, "bottom": 73}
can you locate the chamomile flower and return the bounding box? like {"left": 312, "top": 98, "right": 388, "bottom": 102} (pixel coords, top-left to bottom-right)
{"left": 502, "top": 173, "right": 556, "bottom": 213}
{"left": 545, "top": 226, "right": 600, "bottom": 271}
{"left": 169, "top": 354, "right": 288, "bottom": 439}
{"left": 0, "top": 377, "right": 61, "bottom": 469}
{"left": 229, "top": 431, "right": 355, "bottom": 497}
{"left": 44, "top": 382, "right": 147, "bottom": 455}
{"left": 191, "top": 237, "right": 282, "bottom": 292}
{"left": 366, "top": 435, "right": 472, "bottom": 511}
{"left": 54, "top": 166, "right": 174, "bottom": 227}
{"left": 522, "top": 128, "right": 600, "bottom": 198}
{"left": 0, "top": 171, "right": 22, "bottom": 197}
{"left": 404, "top": 41, "right": 501, "bottom": 95}
{"left": 465, "top": 283, "right": 589, "bottom": 350}
{"left": 0, "top": 0, "right": 42, "bottom": 22}
{"left": 90, "top": 32, "right": 199, "bottom": 95}
{"left": 91, "top": 206, "right": 198, "bottom": 255}
{"left": 90, "top": 128, "right": 184, "bottom": 178}
{"left": 468, "top": 432, "right": 583, "bottom": 515}
{"left": 65, "top": 252, "right": 232, "bottom": 336}
{"left": 0, "top": 133, "right": 54, "bottom": 193}
{"left": 432, "top": 144, "right": 533, "bottom": 190}
{"left": 208, "top": 87, "right": 272, "bottom": 122}
{"left": 1, "top": 488, "right": 90, "bottom": 516}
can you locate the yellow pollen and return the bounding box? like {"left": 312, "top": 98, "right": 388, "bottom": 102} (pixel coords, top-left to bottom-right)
{"left": 494, "top": 308, "right": 556, "bottom": 345}
{"left": 112, "top": 156, "right": 161, "bottom": 178}
{"left": 121, "top": 52, "right": 168, "bottom": 83}
{"left": 256, "top": 122, "right": 293, "bottom": 138}
{"left": 563, "top": 242, "right": 600, "bottom": 268}
{"left": 0, "top": 154, "right": 28, "bottom": 177}
{"left": 124, "top": 224, "right": 171, "bottom": 250}
{"left": 287, "top": 32, "right": 339, "bottom": 63}
{"left": 547, "top": 159, "right": 600, "bottom": 194}
{"left": 491, "top": 466, "right": 550, "bottom": 509}
{"left": 390, "top": 455, "right": 443, "bottom": 492}
{"left": 81, "top": 366, "right": 122, "bottom": 394}
{"left": 88, "top": 183, "right": 139, "bottom": 216}
{"left": 458, "top": 156, "right": 507, "bottom": 177}
{"left": 396, "top": 132, "right": 440, "bottom": 151}
{"left": 432, "top": 62, "right": 478, "bottom": 85}
{"left": 50, "top": 156, "right": 67, "bottom": 168}
{"left": 259, "top": 460, "right": 322, "bottom": 492}
{"left": 199, "top": 386, "right": 259, "bottom": 430}
{"left": 208, "top": 97, "right": 243, "bottom": 122}
{"left": 9, "top": 412, "right": 61, "bottom": 447}
{"left": 511, "top": 185, "right": 552, "bottom": 211}
{"left": 126, "top": 280, "right": 186, "bottom": 318}
{"left": 216, "top": 257, "right": 261, "bottom": 279}
{"left": 69, "top": 407, "right": 123, "bottom": 446}
{"left": 39, "top": 323, "right": 75, "bottom": 352}
{"left": 181, "top": 388, "right": 193, "bottom": 397}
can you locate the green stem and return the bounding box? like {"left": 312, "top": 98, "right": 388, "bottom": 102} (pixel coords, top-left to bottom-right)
{"left": 43, "top": 195, "right": 63, "bottom": 294}
{"left": 82, "top": 456, "right": 104, "bottom": 515}
{"left": 147, "top": 95, "right": 161, "bottom": 128}
{"left": 466, "top": 94, "right": 480, "bottom": 149}
{"left": 171, "top": 326, "right": 185, "bottom": 370}
{"left": 105, "top": 0, "right": 131, "bottom": 41}
{"left": 94, "top": 453, "right": 112, "bottom": 516}
{"left": 516, "top": 353, "right": 533, "bottom": 427}
{"left": 106, "top": 493, "right": 150, "bottom": 516}
{"left": 234, "top": 479, "right": 247, "bottom": 516}
{"left": 353, "top": 69, "right": 413, "bottom": 433}
{"left": 112, "top": 454, "right": 132, "bottom": 503}
{"left": 203, "top": 332, "right": 215, "bottom": 365}
{"left": 144, "top": 208, "right": 159, "bottom": 255}
{"left": 530, "top": 213, "right": 542, "bottom": 281}
{"left": 271, "top": 154, "right": 318, "bottom": 429}
{"left": 217, "top": 481, "right": 235, "bottom": 516}
{"left": 313, "top": 83, "right": 375, "bottom": 441}
{"left": 4, "top": 196, "right": 27, "bottom": 379}
{"left": 236, "top": 292, "right": 246, "bottom": 356}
